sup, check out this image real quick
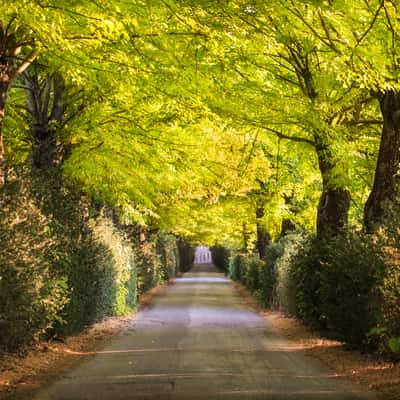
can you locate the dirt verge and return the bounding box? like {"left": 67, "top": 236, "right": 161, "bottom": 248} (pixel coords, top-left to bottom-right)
{"left": 0, "top": 282, "right": 171, "bottom": 400}
{"left": 234, "top": 282, "right": 400, "bottom": 400}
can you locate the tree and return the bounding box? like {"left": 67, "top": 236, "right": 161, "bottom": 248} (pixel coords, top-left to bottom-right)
{"left": 277, "top": 0, "right": 400, "bottom": 232}
{"left": 364, "top": 91, "right": 400, "bottom": 232}
{"left": 23, "top": 70, "right": 66, "bottom": 168}
{"left": 1, "top": 0, "right": 393, "bottom": 245}
{"left": 180, "top": 0, "right": 358, "bottom": 237}
{"left": 0, "top": 18, "right": 37, "bottom": 183}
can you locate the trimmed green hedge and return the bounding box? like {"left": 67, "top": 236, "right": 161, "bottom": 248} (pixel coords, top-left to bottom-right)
{"left": 228, "top": 254, "right": 274, "bottom": 307}
{"left": 290, "top": 233, "right": 392, "bottom": 349}
{"left": 0, "top": 168, "right": 182, "bottom": 352}
{"left": 225, "top": 231, "right": 400, "bottom": 354}
{"left": 211, "top": 246, "right": 230, "bottom": 273}
{"left": 177, "top": 238, "right": 194, "bottom": 273}
{"left": 135, "top": 232, "right": 180, "bottom": 295}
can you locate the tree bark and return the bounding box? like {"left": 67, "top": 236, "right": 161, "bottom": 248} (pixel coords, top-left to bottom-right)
{"left": 315, "top": 135, "right": 351, "bottom": 238}
{"left": 24, "top": 72, "right": 65, "bottom": 169}
{"left": 364, "top": 90, "right": 400, "bottom": 233}
{"left": 0, "top": 81, "right": 7, "bottom": 185}
{"left": 281, "top": 218, "right": 296, "bottom": 236}
{"left": 278, "top": 41, "right": 350, "bottom": 238}
{"left": 242, "top": 222, "right": 251, "bottom": 252}
{"left": 256, "top": 206, "right": 271, "bottom": 259}
{"left": 0, "top": 21, "right": 37, "bottom": 183}
{"left": 0, "top": 41, "right": 13, "bottom": 185}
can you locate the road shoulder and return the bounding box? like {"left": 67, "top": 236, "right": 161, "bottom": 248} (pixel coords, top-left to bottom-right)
{"left": 0, "top": 282, "right": 171, "bottom": 400}
{"left": 233, "top": 282, "right": 400, "bottom": 400}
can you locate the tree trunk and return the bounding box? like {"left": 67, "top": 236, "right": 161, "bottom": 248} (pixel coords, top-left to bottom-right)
{"left": 242, "top": 222, "right": 251, "bottom": 252}
{"left": 24, "top": 72, "right": 65, "bottom": 169}
{"left": 0, "top": 81, "right": 8, "bottom": 186}
{"left": 281, "top": 218, "right": 296, "bottom": 236}
{"left": 256, "top": 206, "right": 271, "bottom": 259}
{"left": 364, "top": 90, "right": 400, "bottom": 233}
{"left": 0, "top": 21, "right": 37, "bottom": 182}
{"left": 317, "top": 187, "right": 351, "bottom": 238}
{"left": 315, "top": 136, "right": 351, "bottom": 238}
{"left": 0, "top": 71, "right": 11, "bottom": 185}
{"left": 31, "top": 124, "right": 57, "bottom": 168}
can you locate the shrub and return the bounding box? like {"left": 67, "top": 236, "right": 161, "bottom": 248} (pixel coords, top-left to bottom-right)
{"left": 59, "top": 233, "right": 118, "bottom": 334}
{"left": 177, "top": 238, "right": 194, "bottom": 273}
{"left": 91, "top": 216, "right": 137, "bottom": 317}
{"left": 272, "top": 234, "right": 305, "bottom": 315}
{"left": 259, "top": 243, "right": 283, "bottom": 307}
{"left": 211, "top": 246, "right": 230, "bottom": 273}
{"left": 157, "top": 233, "right": 179, "bottom": 281}
{"left": 380, "top": 258, "right": 400, "bottom": 346}
{"left": 229, "top": 254, "right": 245, "bottom": 282}
{"left": 135, "top": 236, "right": 162, "bottom": 294}
{"left": 0, "top": 167, "right": 185, "bottom": 353}
{"left": 0, "top": 169, "right": 71, "bottom": 349}
{"left": 291, "top": 232, "right": 387, "bottom": 347}
{"left": 0, "top": 168, "right": 138, "bottom": 349}
{"left": 134, "top": 231, "right": 179, "bottom": 295}
{"left": 228, "top": 253, "right": 276, "bottom": 307}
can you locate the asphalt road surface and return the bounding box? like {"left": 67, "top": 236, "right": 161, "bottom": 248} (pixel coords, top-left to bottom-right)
{"left": 32, "top": 264, "right": 375, "bottom": 400}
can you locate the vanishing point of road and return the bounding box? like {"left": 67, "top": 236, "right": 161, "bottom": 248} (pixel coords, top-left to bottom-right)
{"left": 32, "top": 264, "right": 375, "bottom": 400}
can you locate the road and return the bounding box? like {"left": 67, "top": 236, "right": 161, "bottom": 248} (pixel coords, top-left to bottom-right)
{"left": 31, "top": 264, "right": 375, "bottom": 400}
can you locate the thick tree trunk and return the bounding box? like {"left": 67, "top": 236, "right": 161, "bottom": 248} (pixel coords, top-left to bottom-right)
{"left": 256, "top": 207, "right": 271, "bottom": 259}
{"left": 0, "top": 21, "right": 37, "bottom": 182}
{"left": 315, "top": 136, "right": 351, "bottom": 238}
{"left": 31, "top": 124, "right": 57, "bottom": 168}
{"left": 0, "top": 75, "right": 10, "bottom": 185}
{"left": 317, "top": 187, "right": 351, "bottom": 237}
{"left": 364, "top": 91, "right": 400, "bottom": 233}
{"left": 0, "top": 98, "right": 5, "bottom": 185}
{"left": 24, "top": 72, "right": 65, "bottom": 169}
{"left": 281, "top": 218, "right": 296, "bottom": 236}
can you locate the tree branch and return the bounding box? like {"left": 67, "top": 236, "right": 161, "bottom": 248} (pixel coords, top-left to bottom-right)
{"left": 12, "top": 50, "right": 39, "bottom": 79}
{"left": 354, "top": 0, "right": 384, "bottom": 49}
{"left": 246, "top": 121, "right": 315, "bottom": 146}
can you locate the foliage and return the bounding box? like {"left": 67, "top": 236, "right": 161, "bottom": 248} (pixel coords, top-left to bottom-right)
{"left": 228, "top": 253, "right": 273, "bottom": 307}
{"left": 0, "top": 168, "right": 96, "bottom": 346}
{"left": 157, "top": 233, "right": 180, "bottom": 281}
{"left": 290, "top": 232, "right": 387, "bottom": 347}
{"left": 0, "top": 168, "right": 136, "bottom": 349}
{"left": 273, "top": 234, "right": 308, "bottom": 315}
{"left": 210, "top": 246, "right": 230, "bottom": 273}
{"left": 91, "top": 215, "right": 136, "bottom": 317}
{"left": 229, "top": 254, "right": 244, "bottom": 282}
{"left": 177, "top": 238, "right": 195, "bottom": 273}
{"left": 388, "top": 338, "right": 400, "bottom": 354}
{"left": 380, "top": 257, "right": 400, "bottom": 354}
{"left": 3, "top": 0, "right": 400, "bottom": 357}
{"left": 134, "top": 231, "right": 179, "bottom": 295}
